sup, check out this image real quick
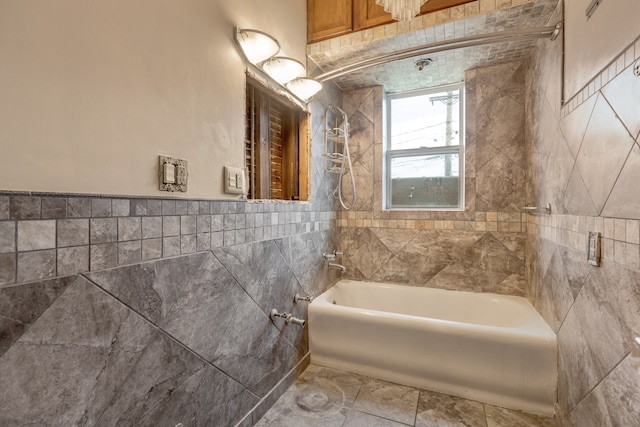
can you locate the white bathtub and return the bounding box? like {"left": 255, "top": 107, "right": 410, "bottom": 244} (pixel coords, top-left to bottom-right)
{"left": 308, "top": 279, "right": 557, "bottom": 416}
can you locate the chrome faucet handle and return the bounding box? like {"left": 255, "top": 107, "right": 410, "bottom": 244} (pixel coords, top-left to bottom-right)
{"left": 270, "top": 309, "right": 288, "bottom": 321}
{"left": 323, "top": 252, "right": 337, "bottom": 261}
{"left": 285, "top": 313, "right": 306, "bottom": 327}
{"left": 294, "top": 293, "right": 313, "bottom": 303}
{"left": 333, "top": 250, "right": 343, "bottom": 257}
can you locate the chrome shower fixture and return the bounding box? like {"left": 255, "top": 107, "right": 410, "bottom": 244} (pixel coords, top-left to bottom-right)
{"left": 415, "top": 58, "right": 433, "bottom": 71}
{"left": 294, "top": 294, "right": 313, "bottom": 303}
{"left": 323, "top": 250, "right": 343, "bottom": 261}
{"left": 269, "top": 309, "right": 306, "bottom": 327}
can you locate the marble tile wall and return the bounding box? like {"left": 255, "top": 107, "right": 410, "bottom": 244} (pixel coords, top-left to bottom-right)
{"left": 337, "top": 61, "right": 529, "bottom": 296}
{"left": 525, "top": 2, "right": 640, "bottom": 424}
{"left": 0, "top": 82, "right": 344, "bottom": 425}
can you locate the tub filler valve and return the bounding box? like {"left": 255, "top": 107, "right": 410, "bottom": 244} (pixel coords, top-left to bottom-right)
{"left": 323, "top": 250, "right": 343, "bottom": 261}
{"left": 294, "top": 293, "right": 313, "bottom": 303}
{"left": 285, "top": 313, "right": 306, "bottom": 327}
{"left": 269, "top": 309, "right": 306, "bottom": 327}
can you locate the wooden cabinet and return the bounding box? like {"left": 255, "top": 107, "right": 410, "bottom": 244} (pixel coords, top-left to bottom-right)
{"left": 307, "top": 0, "right": 353, "bottom": 43}
{"left": 308, "top": 0, "right": 475, "bottom": 43}
{"left": 353, "top": 0, "right": 393, "bottom": 31}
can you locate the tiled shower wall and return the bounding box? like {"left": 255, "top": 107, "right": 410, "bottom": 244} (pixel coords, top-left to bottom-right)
{"left": 338, "top": 62, "right": 529, "bottom": 296}
{"left": 0, "top": 85, "right": 343, "bottom": 426}
{"left": 525, "top": 2, "right": 640, "bottom": 425}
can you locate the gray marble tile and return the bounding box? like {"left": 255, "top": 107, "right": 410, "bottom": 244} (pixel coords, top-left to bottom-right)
{"left": 118, "top": 217, "right": 141, "bottom": 241}
{"left": 0, "top": 196, "right": 9, "bottom": 220}
{"left": 131, "top": 199, "right": 147, "bottom": 216}
{"left": 256, "top": 365, "right": 365, "bottom": 427}
{"left": 57, "top": 246, "right": 89, "bottom": 276}
{"left": 415, "top": 389, "right": 485, "bottom": 427}
{"left": 67, "top": 197, "right": 92, "bottom": 218}
{"left": 561, "top": 167, "right": 598, "bottom": 216}
{"left": 0, "top": 253, "right": 16, "bottom": 285}
{"left": 211, "top": 231, "right": 224, "bottom": 248}
{"left": 10, "top": 196, "right": 40, "bottom": 220}
{"left": 575, "top": 95, "right": 635, "bottom": 213}
{"left": 90, "top": 218, "right": 117, "bottom": 244}
{"left": 141, "top": 238, "right": 162, "bottom": 261}
{"left": 175, "top": 200, "right": 188, "bottom": 215}
{"left": 91, "top": 198, "right": 112, "bottom": 217}
{"left": 345, "top": 228, "right": 393, "bottom": 280}
{"left": 90, "top": 243, "right": 117, "bottom": 271}
{"left": 163, "top": 215, "right": 180, "bottom": 237}
{"left": 455, "top": 232, "right": 525, "bottom": 294}
{"left": 485, "top": 405, "right": 556, "bottom": 427}
{"left": 17, "top": 220, "right": 56, "bottom": 251}
{"left": 0, "top": 276, "right": 255, "bottom": 426}
{"left": 0, "top": 276, "right": 74, "bottom": 356}
{"left": 475, "top": 148, "right": 526, "bottom": 212}
{"left": 0, "top": 221, "right": 16, "bottom": 253}
{"left": 214, "top": 240, "right": 299, "bottom": 314}
{"left": 180, "top": 234, "right": 197, "bottom": 254}
{"left": 111, "top": 199, "right": 130, "bottom": 217}
{"left": 211, "top": 214, "right": 224, "bottom": 232}
{"left": 197, "top": 214, "right": 211, "bottom": 233}
{"left": 147, "top": 199, "right": 162, "bottom": 215}
{"left": 17, "top": 249, "right": 56, "bottom": 282}
{"left": 86, "top": 252, "right": 299, "bottom": 396}
{"left": 558, "top": 260, "right": 640, "bottom": 410}
{"left": 41, "top": 197, "right": 67, "bottom": 219}
{"left": 141, "top": 216, "right": 162, "bottom": 239}
{"left": 601, "top": 143, "right": 640, "bottom": 220}
{"left": 567, "top": 353, "right": 639, "bottom": 427}
{"left": 558, "top": 93, "right": 597, "bottom": 159}
{"left": 196, "top": 233, "right": 211, "bottom": 251}
{"left": 352, "top": 377, "right": 420, "bottom": 425}
{"left": 274, "top": 231, "right": 331, "bottom": 297}
{"left": 181, "top": 215, "right": 197, "bottom": 234}
{"left": 161, "top": 200, "right": 176, "bottom": 215}
{"left": 163, "top": 236, "right": 181, "bottom": 257}
{"left": 56, "top": 219, "right": 89, "bottom": 248}
{"left": 117, "top": 240, "right": 141, "bottom": 265}
{"left": 344, "top": 409, "right": 411, "bottom": 426}
{"left": 601, "top": 63, "right": 640, "bottom": 140}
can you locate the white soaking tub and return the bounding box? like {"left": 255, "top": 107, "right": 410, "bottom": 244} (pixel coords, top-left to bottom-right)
{"left": 308, "top": 279, "right": 557, "bottom": 416}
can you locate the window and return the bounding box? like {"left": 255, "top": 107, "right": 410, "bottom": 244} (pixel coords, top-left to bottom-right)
{"left": 384, "top": 83, "right": 464, "bottom": 210}
{"left": 245, "top": 78, "right": 309, "bottom": 200}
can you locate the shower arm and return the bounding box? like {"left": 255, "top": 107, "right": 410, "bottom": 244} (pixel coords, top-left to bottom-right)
{"left": 314, "top": 23, "right": 562, "bottom": 82}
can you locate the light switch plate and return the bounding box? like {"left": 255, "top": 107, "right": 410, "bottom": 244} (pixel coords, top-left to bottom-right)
{"left": 159, "top": 155, "right": 188, "bottom": 192}
{"left": 224, "top": 166, "right": 246, "bottom": 195}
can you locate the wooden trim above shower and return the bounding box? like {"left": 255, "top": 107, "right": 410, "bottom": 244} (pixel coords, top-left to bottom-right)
{"left": 308, "top": 0, "right": 475, "bottom": 43}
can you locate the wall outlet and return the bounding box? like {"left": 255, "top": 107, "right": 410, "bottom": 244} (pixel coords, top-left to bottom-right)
{"left": 224, "top": 166, "right": 246, "bottom": 195}
{"left": 159, "top": 156, "right": 188, "bottom": 192}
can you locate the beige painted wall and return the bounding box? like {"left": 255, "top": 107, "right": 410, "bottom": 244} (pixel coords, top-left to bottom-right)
{"left": 565, "top": 0, "right": 640, "bottom": 99}
{"left": 0, "top": 0, "right": 306, "bottom": 198}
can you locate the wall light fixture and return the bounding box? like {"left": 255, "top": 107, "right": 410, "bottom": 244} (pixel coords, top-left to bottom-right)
{"left": 234, "top": 27, "right": 323, "bottom": 102}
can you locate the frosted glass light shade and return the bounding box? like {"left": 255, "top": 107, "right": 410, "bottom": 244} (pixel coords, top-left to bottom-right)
{"left": 236, "top": 28, "right": 280, "bottom": 64}
{"left": 286, "top": 77, "right": 323, "bottom": 101}
{"left": 262, "top": 56, "right": 306, "bottom": 84}
{"left": 376, "top": 0, "right": 428, "bottom": 21}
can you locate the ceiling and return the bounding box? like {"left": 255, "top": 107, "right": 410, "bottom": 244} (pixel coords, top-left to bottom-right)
{"left": 307, "top": 0, "right": 560, "bottom": 93}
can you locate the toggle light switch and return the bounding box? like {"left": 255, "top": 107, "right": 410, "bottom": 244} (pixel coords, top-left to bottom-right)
{"left": 163, "top": 162, "right": 176, "bottom": 184}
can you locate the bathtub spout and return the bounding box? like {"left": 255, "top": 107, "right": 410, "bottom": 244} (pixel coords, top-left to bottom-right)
{"left": 328, "top": 262, "right": 347, "bottom": 273}
{"left": 285, "top": 314, "right": 306, "bottom": 327}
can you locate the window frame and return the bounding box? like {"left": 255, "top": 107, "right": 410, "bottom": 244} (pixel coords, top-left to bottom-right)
{"left": 383, "top": 82, "right": 465, "bottom": 211}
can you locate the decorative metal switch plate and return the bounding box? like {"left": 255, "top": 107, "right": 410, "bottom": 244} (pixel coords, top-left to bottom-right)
{"left": 159, "top": 155, "right": 188, "bottom": 192}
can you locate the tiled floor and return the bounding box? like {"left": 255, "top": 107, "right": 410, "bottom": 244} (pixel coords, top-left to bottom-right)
{"left": 255, "top": 364, "right": 557, "bottom": 427}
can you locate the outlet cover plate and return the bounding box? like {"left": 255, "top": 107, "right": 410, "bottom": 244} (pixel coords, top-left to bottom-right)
{"left": 159, "top": 155, "right": 188, "bottom": 192}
